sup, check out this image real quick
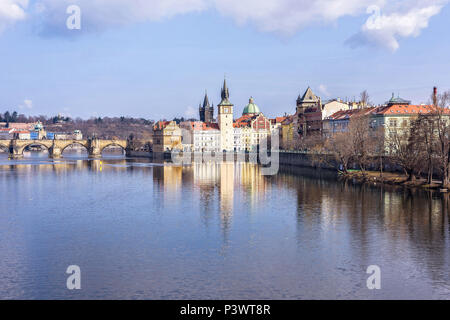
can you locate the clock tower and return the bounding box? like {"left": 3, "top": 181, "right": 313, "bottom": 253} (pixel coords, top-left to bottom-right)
{"left": 218, "top": 78, "right": 234, "bottom": 151}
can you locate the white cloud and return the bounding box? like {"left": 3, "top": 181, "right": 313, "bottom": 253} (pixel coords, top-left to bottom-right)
{"left": 34, "top": 0, "right": 208, "bottom": 34}
{"left": 0, "top": 0, "right": 28, "bottom": 32}
{"left": 1, "top": 0, "right": 447, "bottom": 51}
{"left": 19, "top": 99, "right": 33, "bottom": 110}
{"left": 348, "top": 0, "right": 447, "bottom": 51}
{"left": 214, "top": 0, "right": 384, "bottom": 35}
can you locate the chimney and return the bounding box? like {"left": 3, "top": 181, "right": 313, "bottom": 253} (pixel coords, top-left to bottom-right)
{"left": 433, "top": 86, "right": 438, "bottom": 106}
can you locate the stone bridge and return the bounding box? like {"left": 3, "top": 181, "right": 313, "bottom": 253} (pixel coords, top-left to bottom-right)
{"left": 0, "top": 138, "right": 129, "bottom": 159}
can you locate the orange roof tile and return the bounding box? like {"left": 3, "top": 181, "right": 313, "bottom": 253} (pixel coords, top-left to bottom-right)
{"left": 373, "top": 104, "right": 450, "bottom": 115}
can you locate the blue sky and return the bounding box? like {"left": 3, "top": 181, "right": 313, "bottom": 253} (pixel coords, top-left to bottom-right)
{"left": 1, "top": 0, "right": 450, "bottom": 120}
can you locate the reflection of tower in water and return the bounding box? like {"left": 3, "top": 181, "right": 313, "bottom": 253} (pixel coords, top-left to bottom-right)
{"left": 237, "top": 162, "right": 268, "bottom": 210}
{"left": 220, "top": 162, "right": 235, "bottom": 236}
{"left": 193, "top": 163, "right": 221, "bottom": 225}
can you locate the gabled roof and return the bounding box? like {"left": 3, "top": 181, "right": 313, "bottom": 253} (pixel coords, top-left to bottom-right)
{"left": 271, "top": 116, "right": 288, "bottom": 124}
{"left": 153, "top": 121, "right": 172, "bottom": 130}
{"left": 298, "top": 87, "right": 319, "bottom": 103}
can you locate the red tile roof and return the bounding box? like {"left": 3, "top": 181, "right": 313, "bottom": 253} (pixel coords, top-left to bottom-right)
{"left": 153, "top": 121, "right": 171, "bottom": 130}
{"left": 182, "top": 121, "right": 219, "bottom": 131}
{"left": 373, "top": 104, "right": 450, "bottom": 115}
{"left": 233, "top": 114, "right": 256, "bottom": 128}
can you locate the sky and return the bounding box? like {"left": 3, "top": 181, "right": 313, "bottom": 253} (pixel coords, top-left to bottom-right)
{"left": 1, "top": 0, "right": 450, "bottom": 120}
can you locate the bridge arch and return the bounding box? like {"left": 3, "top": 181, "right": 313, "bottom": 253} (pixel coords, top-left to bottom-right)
{"left": 0, "top": 141, "right": 9, "bottom": 151}
{"left": 60, "top": 141, "right": 89, "bottom": 154}
{"left": 17, "top": 141, "right": 52, "bottom": 156}
{"left": 100, "top": 142, "right": 127, "bottom": 155}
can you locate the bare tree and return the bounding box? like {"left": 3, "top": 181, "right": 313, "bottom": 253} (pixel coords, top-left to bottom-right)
{"left": 386, "top": 120, "right": 424, "bottom": 181}
{"left": 325, "top": 131, "right": 353, "bottom": 173}
{"left": 413, "top": 113, "right": 437, "bottom": 184}
{"left": 360, "top": 90, "right": 371, "bottom": 108}
{"left": 348, "top": 113, "right": 372, "bottom": 176}
{"left": 372, "top": 126, "right": 386, "bottom": 177}
{"left": 430, "top": 90, "right": 450, "bottom": 188}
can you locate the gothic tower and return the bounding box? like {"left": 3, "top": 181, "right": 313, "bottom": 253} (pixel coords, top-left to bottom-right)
{"left": 218, "top": 78, "right": 234, "bottom": 151}
{"left": 199, "top": 92, "right": 214, "bottom": 122}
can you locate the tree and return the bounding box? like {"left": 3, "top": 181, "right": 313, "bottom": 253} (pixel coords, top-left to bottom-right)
{"left": 360, "top": 90, "right": 371, "bottom": 108}
{"left": 413, "top": 113, "right": 437, "bottom": 184}
{"left": 348, "top": 112, "right": 372, "bottom": 176}
{"left": 326, "top": 131, "right": 353, "bottom": 173}
{"left": 386, "top": 120, "right": 424, "bottom": 181}
{"left": 372, "top": 126, "right": 386, "bottom": 177}
{"left": 430, "top": 90, "right": 450, "bottom": 188}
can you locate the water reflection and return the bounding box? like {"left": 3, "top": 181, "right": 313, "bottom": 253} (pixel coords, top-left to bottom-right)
{"left": 0, "top": 158, "right": 449, "bottom": 299}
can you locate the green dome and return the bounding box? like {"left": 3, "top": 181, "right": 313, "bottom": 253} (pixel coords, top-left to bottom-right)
{"left": 242, "top": 97, "right": 261, "bottom": 115}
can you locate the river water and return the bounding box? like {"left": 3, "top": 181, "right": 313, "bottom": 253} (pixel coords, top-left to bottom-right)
{"left": 0, "top": 151, "right": 449, "bottom": 299}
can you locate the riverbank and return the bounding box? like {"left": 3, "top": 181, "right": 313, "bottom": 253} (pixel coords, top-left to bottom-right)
{"left": 342, "top": 170, "right": 444, "bottom": 190}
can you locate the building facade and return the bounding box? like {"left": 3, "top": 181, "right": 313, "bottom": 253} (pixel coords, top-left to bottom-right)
{"left": 280, "top": 115, "right": 294, "bottom": 150}
{"left": 180, "top": 121, "right": 220, "bottom": 152}
{"left": 152, "top": 121, "right": 182, "bottom": 153}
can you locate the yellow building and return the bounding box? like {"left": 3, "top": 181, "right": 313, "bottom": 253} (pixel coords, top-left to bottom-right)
{"left": 280, "top": 115, "right": 294, "bottom": 150}
{"left": 152, "top": 121, "right": 182, "bottom": 153}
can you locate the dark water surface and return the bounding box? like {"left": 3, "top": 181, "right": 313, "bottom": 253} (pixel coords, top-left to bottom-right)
{"left": 0, "top": 152, "right": 449, "bottom": 299}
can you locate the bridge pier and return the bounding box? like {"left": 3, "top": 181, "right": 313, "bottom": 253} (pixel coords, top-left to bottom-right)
{"left": 88, "top": 138, "right": 102, "bottom": 158}
{"left": 88, "top": 149, "right": 102, "bottom": 158}
{"left": 49, "top": 146, "right": 62, "bottom": 159}
{"left": 9, "top": 141, "right": 23, "bottom": 159}
{"left": 9, "top": 152, "right": 23, "bottom": 160}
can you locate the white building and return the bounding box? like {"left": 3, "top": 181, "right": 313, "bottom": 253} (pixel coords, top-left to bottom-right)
{"left": 321, "top": 99, "right": 351, "bottom": 120}
{"left": 180, "top": 121, "right": 221, "bottom": 152}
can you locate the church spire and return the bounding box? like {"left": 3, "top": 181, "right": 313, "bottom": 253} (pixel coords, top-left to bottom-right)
{"left": 219, "top": 77, "right": 232, "bottom": 106}
{"left": 203, "top": 91, "right": 210, "bottom": 109}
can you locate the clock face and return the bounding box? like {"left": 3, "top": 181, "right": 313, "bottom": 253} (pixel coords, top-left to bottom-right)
{"left": 224, "top": 107, "right": 228, "bottom": 113}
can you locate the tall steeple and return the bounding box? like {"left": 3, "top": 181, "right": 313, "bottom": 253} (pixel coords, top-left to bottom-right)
{"left": 203, "top": 91, "right": 210, "bottom": 109}
{"left": 219, "top": 78, "right": 232, "bottom": 106}
{"left": 200, "top": 91, "right": 214, "bottom": 123}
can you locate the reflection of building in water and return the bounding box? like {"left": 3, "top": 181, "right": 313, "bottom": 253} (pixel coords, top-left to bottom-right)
{"left": 191, "top": 163, "right": 220, "bottom": 225}
{"left": 220, "top": 162, "right": 235, "bottom": 229}
{"left": 190, "top": 162, "right": 236, "bottom": 235}
{"left": 153, "top": 165, "right": 183, "bottom": 193}
{"left": 236, "top": 162, "right": 268, "bottom": 209}
{"left": 193, "top": 162, "right": 221, "bottom": 185}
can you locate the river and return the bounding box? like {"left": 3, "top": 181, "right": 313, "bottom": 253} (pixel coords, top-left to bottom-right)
{"left": 0, "top": 151, "right": 449, "bottom": 299}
